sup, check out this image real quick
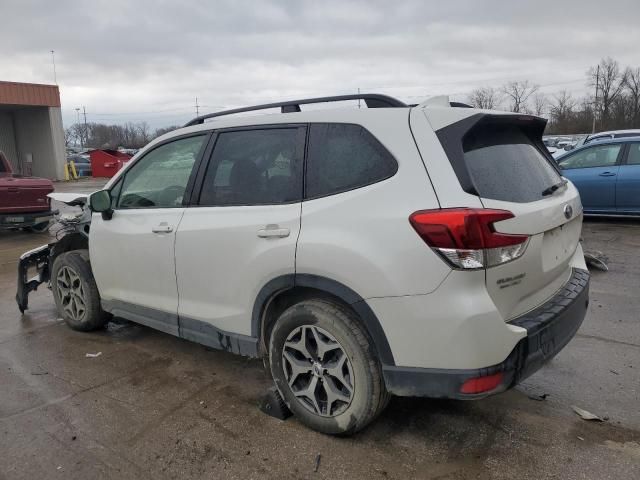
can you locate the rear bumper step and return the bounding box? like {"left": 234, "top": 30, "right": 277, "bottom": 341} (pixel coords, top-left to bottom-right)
{"left": 383, "top": 268, "right": 590, "bottom": 398}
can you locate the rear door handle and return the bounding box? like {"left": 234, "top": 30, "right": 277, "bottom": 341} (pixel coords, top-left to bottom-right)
{"left": 599, "top": 172, "right": 616, "bottom": 176}
{"left": 152, "top": 222, "right": 173, "bottom": 234}
{"left": 257, "top": 225, "right": 290, "bottom": 238}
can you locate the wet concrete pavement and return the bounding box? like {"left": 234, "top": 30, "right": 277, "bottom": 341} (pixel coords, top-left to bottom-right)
{"left": 1, "top": 185, "right": 639, "bottom": 479}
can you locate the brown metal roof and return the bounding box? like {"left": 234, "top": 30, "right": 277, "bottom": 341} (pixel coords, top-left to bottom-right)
{"left": 0, "top": 81, "right": 61, "bottom": 107}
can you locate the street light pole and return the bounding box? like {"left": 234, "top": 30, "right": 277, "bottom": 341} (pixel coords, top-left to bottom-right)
{"left": 50, "top": 50, "right": 57, "bottom": 85}
{"left": 592, "top": 64, "right": 599, "bottom": 134}
{"left": 75, "top": 108, "right": 83, "bottom": 148}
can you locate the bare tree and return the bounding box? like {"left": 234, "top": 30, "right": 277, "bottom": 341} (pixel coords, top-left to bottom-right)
{"left": 624, "top": 67, "right": 640, "bottom": 127}
{"left": 64, "top": 127, "right": 74, "bottom": 147}
{"left": 137, "top": 121, "right": 151, "bottom": 145}
{"left": 589, "top": 57, "right": 627, "bottom": 129}
{"left": 549, "top": 90, "right": 577, "bottom": 133}
{"left": 532, "top": 92, "right": 547, "bottom": 116}
{"left": 502, "top": 80, "right": 539, "bottom": 113}
{"left": 468, "top": 87, "right": 501, "bottom": 110}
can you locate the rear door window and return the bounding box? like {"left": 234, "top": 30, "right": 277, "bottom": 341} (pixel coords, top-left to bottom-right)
{"left": 305, "top": 123, "right": 397, "bottom": 198}
{"left": 462, "top": 124, "right": 562, "bottom": 203}
{"left": 198, "top": 127, "right": 303, "bottom": 206}
{"left": 627, "top": 143, "right": 640, "bottom": 165}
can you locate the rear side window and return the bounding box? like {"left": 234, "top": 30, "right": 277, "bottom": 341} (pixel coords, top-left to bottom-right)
{"left": 199, "top": 128, "right": 303, "bottom": 206}
{"left": 627, "top": 143, "right": 640, "bottom": 165}
{"left": 462, "top": 124, "right": 562, "bottom": 203}
{"left": 305, "top": 124, "right": 397, "bottom": 198}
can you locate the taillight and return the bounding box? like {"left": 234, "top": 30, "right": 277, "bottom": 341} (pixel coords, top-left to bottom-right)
{"left": 409, "top": 208, "right": 529, "bottom": 269}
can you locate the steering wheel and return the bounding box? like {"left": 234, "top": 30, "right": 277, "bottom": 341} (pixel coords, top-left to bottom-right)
{"left": 157, "top": 185, "right": 186, "bottom": 207}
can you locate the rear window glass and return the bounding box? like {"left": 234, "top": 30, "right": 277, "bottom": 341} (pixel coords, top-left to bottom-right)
{"left": 306, "top": 124, "right": 397, "bottom": 198}
{"left": 463, "top": 125, "right": 562, "bottom": 203}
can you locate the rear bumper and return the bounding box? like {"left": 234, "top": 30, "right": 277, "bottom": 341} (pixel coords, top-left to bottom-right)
{"left": 383, "top": 268, "right": 590, "bottom": 398}
{"left": 0, "top": 210, "right": 53, "bottom": 229}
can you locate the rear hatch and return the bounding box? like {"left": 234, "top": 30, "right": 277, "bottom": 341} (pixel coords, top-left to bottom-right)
{"left": 0, "top": 174, "right": 54, "bottom": 214}
{"left": 426, "top": 112, "right": 583, "bottom": 320}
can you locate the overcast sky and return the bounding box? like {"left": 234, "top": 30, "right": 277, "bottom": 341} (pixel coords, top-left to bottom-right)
{"left": 1, "top": 0, "right": 639, "bottom": 128}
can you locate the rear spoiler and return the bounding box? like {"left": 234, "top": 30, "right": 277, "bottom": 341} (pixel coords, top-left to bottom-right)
{"left": 435, "top": 113, "right": 553, "bottom": 196}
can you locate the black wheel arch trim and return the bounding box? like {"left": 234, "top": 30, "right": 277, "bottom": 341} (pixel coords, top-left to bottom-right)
{"left": 252, "top": 273, "right": 396, "bottom": 366}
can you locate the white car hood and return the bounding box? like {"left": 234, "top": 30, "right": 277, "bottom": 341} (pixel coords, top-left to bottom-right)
{"left": 48, "top": 192, "right": 89, "bottom": 206}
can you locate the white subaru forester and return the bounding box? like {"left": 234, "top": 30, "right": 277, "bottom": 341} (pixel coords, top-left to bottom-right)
{"left": 17, "top": 94, "right": 589, "bottom": 435}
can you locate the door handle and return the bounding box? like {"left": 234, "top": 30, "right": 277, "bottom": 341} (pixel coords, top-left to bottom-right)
{"left": 599, "top": 172, "right": 616, "bottom": 176}
{"left": 257, "top": 225, "right": 290, "bottom": 238}
{"left": 152, "top": 223, "right": 173, "bottom": 234}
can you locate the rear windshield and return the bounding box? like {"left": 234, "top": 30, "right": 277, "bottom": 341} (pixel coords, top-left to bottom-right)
{"left": 463, "top": 125, "right": 562, "bottom": 203}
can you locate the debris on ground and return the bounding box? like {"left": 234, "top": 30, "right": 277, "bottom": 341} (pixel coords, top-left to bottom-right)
{"left": 571, "top": 405, "right": 605, "bottom": 422}
{"left": 314, "top": 454, "right": 322, "bottom": 473}
{"left": 106, "top": 321, "right": 131, "bottom": 332}
{"left": 527, "top": 393, "right": 549, "bottom": 401}
{"left": 85, "top": 352, "right": 102, "bottom": 358}
{"left": 584, "top": 250, "right": 609, "bottom": 271}
{"left": 259, "top": 386, "right": 292, "bottom": 420}
{"left": 610, "top": 369, "right": 620, "bottom": 375}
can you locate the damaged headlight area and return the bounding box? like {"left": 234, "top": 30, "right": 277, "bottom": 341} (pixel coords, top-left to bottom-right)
{"left": 16, "top": 192, "right": 92, "bottom": 313}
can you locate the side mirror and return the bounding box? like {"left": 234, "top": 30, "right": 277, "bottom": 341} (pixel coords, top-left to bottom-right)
{"left": 89, "top": 190, "right": 113, "bottom": 220}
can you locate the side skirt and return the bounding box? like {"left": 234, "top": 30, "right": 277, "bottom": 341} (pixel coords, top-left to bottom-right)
{"left": 101, "top": 300, "right": 259, "bottom": 357}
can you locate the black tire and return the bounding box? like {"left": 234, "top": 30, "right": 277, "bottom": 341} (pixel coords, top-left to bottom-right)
{"left": 51, "top": 250, "right": 110, "bottom": 331}
{"left": 269, "top": 299, "right": 388, "bottom": 435}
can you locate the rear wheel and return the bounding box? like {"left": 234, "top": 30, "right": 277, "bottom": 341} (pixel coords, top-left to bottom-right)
{"left": 51, "top": 251, "right": 110, "bottom": 331}
{"left": 269, "top": 299, "right": 388, "bottom": 435}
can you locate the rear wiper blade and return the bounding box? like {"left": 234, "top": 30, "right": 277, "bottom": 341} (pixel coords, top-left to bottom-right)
{"left": 541, "top": 179, "right": 568, "bottom": 197}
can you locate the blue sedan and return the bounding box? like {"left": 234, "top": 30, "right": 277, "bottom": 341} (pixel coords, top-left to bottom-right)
{"left": 556, "top": 137, "right": 640, "bottom": 215}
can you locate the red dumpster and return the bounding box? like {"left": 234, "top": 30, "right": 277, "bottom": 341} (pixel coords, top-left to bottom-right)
{"left": 89, "top": 150, "right": 132, "bottom": 178}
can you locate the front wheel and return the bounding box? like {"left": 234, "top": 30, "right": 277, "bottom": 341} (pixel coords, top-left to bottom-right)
{"left": 269, "top": 299, "right": 388, "bottom": 435}
{"left": 51, "top": 250, "right": 110, "bottom": 331}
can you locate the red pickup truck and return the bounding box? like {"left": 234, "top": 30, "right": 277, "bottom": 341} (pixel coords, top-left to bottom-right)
{"left": 0, "top": 151, "right": 54, "bottom": 232}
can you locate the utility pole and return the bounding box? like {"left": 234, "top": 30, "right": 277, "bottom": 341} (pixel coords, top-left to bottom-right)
{"left": 592, "top": 64, "right": 599, "bottom": 134}
{"left": 357, "top": 88, "right": 361, "bottom": 109}
{"left": 50, "top": 50, "right": 57, "bottom": 85}
{"left": 195, "top": 97, "right": 200, "bottom": 116}
{"left": 75, "top": 108, "right": 83, "bottom": 148}
{"left": 82, "top": 106, "right": 88, "bottom": 149}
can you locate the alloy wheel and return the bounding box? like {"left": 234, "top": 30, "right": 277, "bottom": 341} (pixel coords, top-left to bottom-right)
{"left": 56, "top": 266, "right": 87, "bottom": 322}
{"left": 282, "top": 325, "right": 354, "bottom": 417}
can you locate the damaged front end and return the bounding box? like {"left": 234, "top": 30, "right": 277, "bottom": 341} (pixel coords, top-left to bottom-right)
{"left": 16, "top": 244, "right": 51, "bottom": 313}
{"left": 16, "top": 192, "right": 92, "bottom": 313}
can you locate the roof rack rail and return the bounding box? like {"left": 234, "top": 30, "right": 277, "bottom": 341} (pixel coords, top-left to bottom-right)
{"left": 184, "top": 93, "right": 408, "bottom": 127}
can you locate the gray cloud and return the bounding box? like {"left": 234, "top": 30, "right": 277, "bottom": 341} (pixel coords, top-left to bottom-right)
{"left": 1, "top": 0, "right": 638, "bottom": 127}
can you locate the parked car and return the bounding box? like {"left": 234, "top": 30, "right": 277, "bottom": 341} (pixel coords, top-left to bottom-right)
{"left": 17, "top": 94, "right": 589, "bottom": 435}
{"left": 556, "top": 137, "right": 640, "bottom": 215}
{"left": 583, "top": 129, "right": 640, "bottom": 145}
{"left": 0, "top": 151, "right": 54, "bottom": 232}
